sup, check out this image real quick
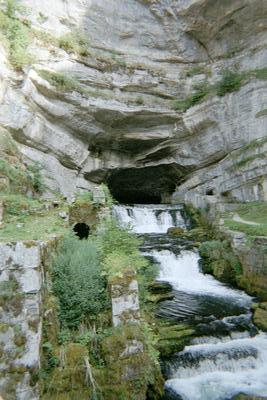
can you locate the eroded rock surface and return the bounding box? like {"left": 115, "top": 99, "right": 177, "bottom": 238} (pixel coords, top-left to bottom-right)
{"left": 0, "top": 240, "right": 56, "bottom": 400}
{"left": 0, "top": 0, "right": 266, "bottom": 202}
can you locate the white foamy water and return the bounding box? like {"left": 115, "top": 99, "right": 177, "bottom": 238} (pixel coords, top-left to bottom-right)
{"left": 113, "top": 204, "right": 186, "bottom": 233}
{"left": 114, "top": 204, "right": 267, "bottom": 400}
{"left": 152, "top": 249, "right": 251, "bottom": 302}
{"left": 166, "top": 333, "right": 267, "bottom": 400}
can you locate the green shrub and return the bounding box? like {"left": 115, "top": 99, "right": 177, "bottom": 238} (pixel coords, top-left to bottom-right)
{"left": 0, "top": 158, "right": 30, "bottom": 193}
{"left": 172, "top": 82, "right": 210, "bottom": 111}
{"left": 0, "top": 0, "right": 32, "bottom": 69}
{"left": 199, "top": 240, "right": 242, "bottom": 284}
{"left": 173, "top": 67, "right": 267, "bottom": 112}
{"left": 216, "top": 70, "right": 244, "bottom": 96}
{"left": 97, "top": 218, "right": 148, "bottom": 278}
{"left": 26, "top": 162, "right": 45, "bottom": 193}
{"left": 38, "top": 70, "right": 80, "bottom": 92}
{"left": 59, "top": 32, "right": 90, "bottom": 56}
{"left": 97, "top": 218, "right": 142, "bottom": 259}
{"left": 52, "top": 233, "right": 109, "bottom": 329}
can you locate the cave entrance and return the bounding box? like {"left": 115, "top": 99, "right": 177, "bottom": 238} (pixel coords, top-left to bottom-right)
{"left": 107, "top": 164, "right": 186, "bottom": 204}
{"left": 73, "top": 223, "right": 90, "bottom": 240}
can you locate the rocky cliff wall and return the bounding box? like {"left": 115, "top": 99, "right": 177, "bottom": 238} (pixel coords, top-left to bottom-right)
{"left": 0, "top": 0, "right": 266, "bottom": 202}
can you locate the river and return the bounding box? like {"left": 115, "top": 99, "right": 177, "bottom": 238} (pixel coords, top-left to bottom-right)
{"left": 114, "top": 204, "right": 267, "bottom": 400}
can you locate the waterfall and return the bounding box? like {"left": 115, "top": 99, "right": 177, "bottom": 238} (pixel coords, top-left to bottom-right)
{"left": 113, "top": 204, "right": 186, "bottom": 233}
{"left": 113, "top": 203, "right": 267, "bottom": 400}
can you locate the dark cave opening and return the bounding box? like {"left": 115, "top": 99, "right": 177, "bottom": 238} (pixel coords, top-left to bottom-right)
{"left": 73, "top": 223, "right": 90, "bottom": 239}
{"left": 107, "top": 164, "right": 186, "bottom": 204}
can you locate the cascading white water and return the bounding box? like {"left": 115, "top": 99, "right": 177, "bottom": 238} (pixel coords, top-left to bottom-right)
{"left": 154, "top": 249, "right": 251, "bottom": 301}
{"left": 166, "top": 332, "right": 267, "bottom": 400}
{"left": 113, "top": 204, "right": 186, "bottom": 233}
{"left": 114, "top": 204, "right": 267, "bottom": 400}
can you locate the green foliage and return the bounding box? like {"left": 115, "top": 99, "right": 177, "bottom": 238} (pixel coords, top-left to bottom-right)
{"left": 253, "top": 67, "right": 267, "bottom": 80}
{"left": 74, "top": 190, "right": 93, "bottom": 204}
{"left": 0, "top": 158, "right": 29, "bottom": 192}
{"left": 42, "top": 341, "right": 59, "bottom": 373}
{"left": 172, "top": 67, "right": 267, "bottom": 112}
{"left": 172, "top": 82, "right": 210, "bottom": 111}
{"left": 97, "top": 218, "right": 142, "bottom": 259}
{"left": 96, "top": 218, "right": 148, "bottom": 279}
{"left": 186, "top": 65, "right": 208, "bottom": 77}
{"left": 52, "top": 233, "right": 109, "bottom": 329}
{"left": 0, "top": 0, "right": 32, "bottom": 69}
{"left": 59, "top": 31, "right": 90, "bottom": 56}
{"left": 215, "top": 70, "right": 244, "bottom": 96}
{"left": 26, "top": 162, "right": 45, "bottom": 192}
{"left": 38, "top": 69, "right": 80, "bottom": 91}
{"left": 199, "top": 240, "right": 243, "bottom": 284}
{"left": 3, "top": 193, "right": 43, "bottom": 216}
{"left": 32, "top": 29, "right": 58, "bottom": 46}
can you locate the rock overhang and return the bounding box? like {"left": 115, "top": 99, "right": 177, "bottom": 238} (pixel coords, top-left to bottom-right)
{"left": 106, "top": 164, "right": 188, "bottom": 204}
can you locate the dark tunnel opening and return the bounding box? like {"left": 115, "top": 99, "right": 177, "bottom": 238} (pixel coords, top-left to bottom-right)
{"left": 73, "top": 223, "right": 90, "bottom": 239}
{"left": 107, "top": 165, "right": 185, "bottom": 204}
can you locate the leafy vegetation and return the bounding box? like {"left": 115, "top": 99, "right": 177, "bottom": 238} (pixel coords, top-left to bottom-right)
{"left": 52, "top": 233, "right": 109, "bottom": 329}
{"left": 38, "top": 70, "right": 80, "bottom": 91}
{"left": 215, "top": 69, "right": 244, "bottom": 96}
{"left": 58, "top": 32, "right": 90, "bottom": 56}
{"left": 172, "top": 67, "right": 267, "bottom": 112}
{"left": 0, "top": 0, "right": 32, "bottom": 69}
{"left": 172, "top": 82, "right": 209, "bottom": 111}
{"left": 37, "top": 69, "right": 113, "bottom": 101}
{"left": 199, "top": 240, "right": 243, "bottom": 284}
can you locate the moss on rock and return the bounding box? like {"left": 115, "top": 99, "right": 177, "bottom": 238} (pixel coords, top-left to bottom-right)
{"left": 253, "top": 306, "right": 267, "bottom": 331}
{"left": 199, "top": 240, "right": 242, "bottom": 285}
{"left": 157, "top": 324, "right": 195, "bottom": 358}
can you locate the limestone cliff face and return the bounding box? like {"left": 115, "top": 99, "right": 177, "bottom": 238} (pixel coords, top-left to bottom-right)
{"left": 0, "top": 0, "right": 266, "bottom": 203}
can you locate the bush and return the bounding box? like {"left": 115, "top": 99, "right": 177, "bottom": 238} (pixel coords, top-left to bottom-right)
{"left": 172, "top": 82, "right": 210, "bottom": 111}
{"left": 97, "top": 218, "right": 142, "bottom": 259}
{"left": 0, "top": 0, "right": 32, "bottom": 69}
{"left": 52, "top": 234, "right": 109, "bottom": 329}
{"left": 27, "top": 162, "right": 45, "bottom": 193}
{"left": 97, "top": 218, "right": 148, "bottom": 279}
{"left": 216, "top": 70, "right": 244, "bottom": 96}
{"left": 199, "top": 240, "right": 242, "bottom": 284}
{"left": 38, "top": 70, "right": 80, "bottom": 92}
{"left": 59, "top": 32, "right": 90, "bottom": 56}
